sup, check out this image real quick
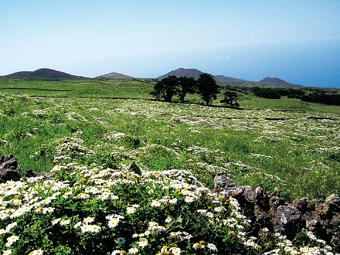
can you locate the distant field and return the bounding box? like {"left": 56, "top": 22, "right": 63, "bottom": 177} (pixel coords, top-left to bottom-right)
{"left": 0, "top": 79, "right": 154, "bottom": 98}
{"left": 0, "top": 79, "right": 339, "bottom": 200}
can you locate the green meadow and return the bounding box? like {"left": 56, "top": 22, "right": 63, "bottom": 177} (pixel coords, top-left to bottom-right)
{"left": 0, "top": 79, "right": 339, "bottom": 200}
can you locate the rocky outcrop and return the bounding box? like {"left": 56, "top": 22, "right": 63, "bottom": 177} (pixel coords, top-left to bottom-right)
{"left": 214, "top": 175, "right": 340, "bottom": 251}
{"left": 0, "top": 155, "right": 21, "bottom": 182}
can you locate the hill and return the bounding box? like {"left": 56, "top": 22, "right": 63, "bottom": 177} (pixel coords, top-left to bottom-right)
{"left": 158, "top": 68, "right": 251, "bottom": 84}
{"left": 258, "top": 77, "right": 306, "bottom": 89}
{"left": 260, "top": 77, "right": 290, "bottom": 85}
{"left": 158, "top": 68, "right": 204, "bottom": 79}
{"left": 4, "top": 68, "right": 89, "bottom": 80}
{"left": 214, "top": 75, "right": 249, "bottom": 84}
{"left": 95, "top": 72, "right": 134, "bottom": 80}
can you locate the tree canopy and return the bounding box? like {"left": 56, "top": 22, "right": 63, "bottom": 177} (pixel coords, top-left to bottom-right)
{"left": 177, "top": 77, "right": 197, "bottom": 103}
{"left": 220, "top": 90, "right": 240, "bottom": 109}
{"left": 197, "top": 73, "right": 219, "bottom": 105}
{"left": 150, "top": 75, "right": 178, "bottom": 102}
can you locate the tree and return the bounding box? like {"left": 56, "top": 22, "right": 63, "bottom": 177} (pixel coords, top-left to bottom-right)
{"left": 177, "top": 77, "right": 197, "bottom": 103}
{"left": 220, "top": 90, "right": 240, "bottom": 109}
{"left": 150, "top": 76, "right": 178, "bottom": 102}
{"left": 197, "top": 73, "right": 219, "bottom": 105}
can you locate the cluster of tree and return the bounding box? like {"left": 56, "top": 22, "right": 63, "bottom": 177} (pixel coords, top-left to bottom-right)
{"left": 151, "top": 73, "right": 240, "bottom": 108}
{"left": 252, "top": 87, "right": 305, "bottom": 99}
{"left": 252, "top": 87, "right": 281, "bottom": 99}
{"left": 279, "top": 88, "right": 305, "bottom": 98}
{"left": 301, "top": 92, "right": 340, "bottom": 105}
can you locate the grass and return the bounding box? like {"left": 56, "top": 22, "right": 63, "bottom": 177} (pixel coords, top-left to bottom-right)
{"left": 0, "top": 79, "right": 339, "bottom": 201}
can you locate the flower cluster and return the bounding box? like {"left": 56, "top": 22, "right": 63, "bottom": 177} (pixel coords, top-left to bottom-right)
{"left": 0, "top": 162, "right": 334, "bottom": 254}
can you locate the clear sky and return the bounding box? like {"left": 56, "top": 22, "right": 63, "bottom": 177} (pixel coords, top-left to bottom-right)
{"left": 1, "top": 0, "right": 340, "bottom": 87}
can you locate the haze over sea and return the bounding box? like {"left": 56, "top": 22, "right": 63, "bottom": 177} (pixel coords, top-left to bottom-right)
{"left": 1, "top": 0, "right": 339, "bottom": 88}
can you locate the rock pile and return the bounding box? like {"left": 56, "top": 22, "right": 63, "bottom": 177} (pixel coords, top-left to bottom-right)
{"left": 214, "top": 175, "right": 340, "bottom": 251}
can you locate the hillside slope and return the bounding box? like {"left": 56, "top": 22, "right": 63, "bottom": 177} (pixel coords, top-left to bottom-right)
{"left": 4, "top": 68, "right": 89, "bottom": 80}
{"left": 95, "top": 72, "right": 134, "bottom": 80}
{"left": 158, "top": 68, "right": 204, "bottom": 79}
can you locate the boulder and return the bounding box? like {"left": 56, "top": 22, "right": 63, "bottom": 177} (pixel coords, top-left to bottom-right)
{"left": 213, "top": 175, "right": 235, "bottom": 193}
{"left": 315, "top": 194, "right": 339, "bottom": 218}
{"left": 0, "top": 155, "right": 21, "bottom": 183}
{"left": 292, "top": 197, "right": 309, "bottom": 213}
{"left": 0, "top": 155, "right": 21, "bottom": 182}
{"left": 123, "top": 161, "right": 142, "bottom": 175}
{"left": 272, "top": 205, "right": 304, "bottom": 238}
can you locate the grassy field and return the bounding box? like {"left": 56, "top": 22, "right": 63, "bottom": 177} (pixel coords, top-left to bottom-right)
{"left": 0, "top": 79, "right": 339, "bottom": 201}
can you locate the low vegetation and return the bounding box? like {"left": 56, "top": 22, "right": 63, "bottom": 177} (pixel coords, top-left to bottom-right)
{"left": 0, "top": 78, "right": 339, "bottom": 253}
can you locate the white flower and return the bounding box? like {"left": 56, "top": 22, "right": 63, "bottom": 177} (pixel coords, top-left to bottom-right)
{"left": 3, "top": 250, "right": 12, "bottom": 255}
{"left": 42, "top": 207, "right": 54, "bottom": 214}
{"left": 151, "top": 200, "right": 161, "bottom": 207}
{"left": 165, "top": 216, "right": 172, "bottom": 223}
{"left": 214, "top": 206, "right": 225, "bottom": 213}
{"left": 74, "top": 221, "right": 82, "bottom": 229}
{"left": 128, "top": 248, "right": 139, "bottom": 254}
{"left": 5, "top": 222, "right": 17, "bottom": 232}
{"left": 207, "top": 243, "right": 218, "bottom": 252}
{"left": 51, "top": 165, "right": 61, "bottom": 172}
{"left": 60, "top": 219, "right": 71, "bottom": 226}
{"left": 193, "top": 241, "right": 205, "bottom": 250}
{"left": 170, "top": 247, "right": 181, "bottom": 255}
{"left": 169, "top": 198, "right": 178, "bottom": 204}
{"left": 0, "top": 211, "right": 9, "bottom": 220}
{"left": 108, "top": 217, "right": 120, "bottom": 228}
{"left": 29, "top": 249, "right": 44, "bottom": 255}
{"left": 107, "top": 214, "right": 124, "bottom": 228}
{"left": 5, "top": 235, "right": 19, "bottom": 247}
{"left": 80, "top": 224, "right": 101, "bottom": 234}
{"left": 52, "top": 218, "right": 61, "bottom": 226}
{"left": 126, "top": 207, "right": 136, "bottom": 214}
{"left": 137, "top": 238, "right": 148, "bottom": 248}
{"left": 83, "top": 217, "right": 95, "bottom": 224}
{"left": 185, "top": 196, "right": 194, "bottom": 203}
{"left": 11, "top": 206, "right": 30, "bottom": 218}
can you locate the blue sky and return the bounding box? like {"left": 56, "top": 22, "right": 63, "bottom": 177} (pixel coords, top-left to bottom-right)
{"left": 1, "top": 0, "right": 340, "bottom": 87}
